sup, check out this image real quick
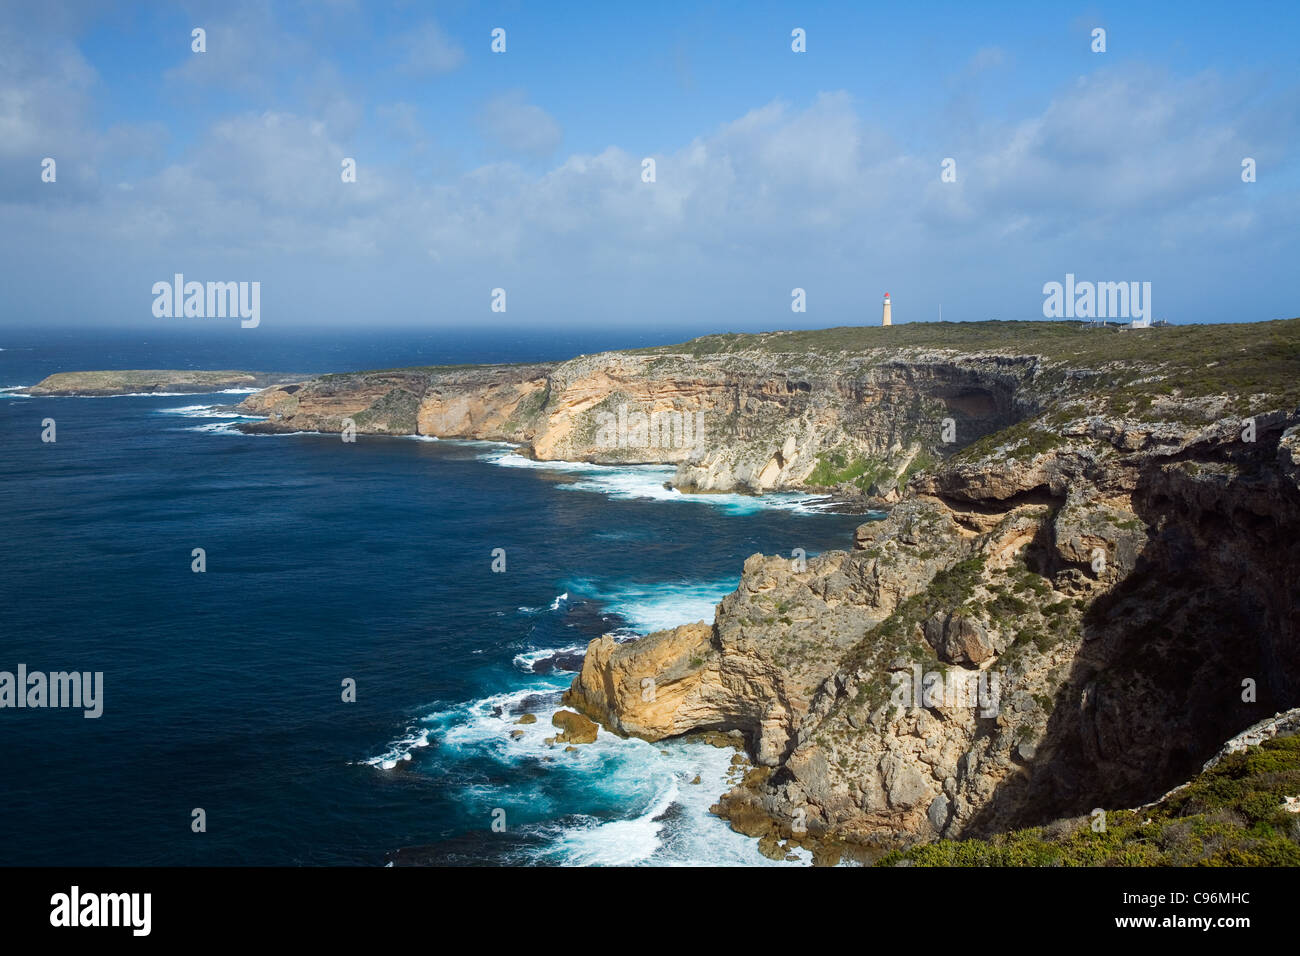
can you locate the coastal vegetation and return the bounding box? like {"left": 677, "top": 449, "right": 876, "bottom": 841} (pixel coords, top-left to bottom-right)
{"left": 879, "top": 735, "right": 1300, "bottom": 866}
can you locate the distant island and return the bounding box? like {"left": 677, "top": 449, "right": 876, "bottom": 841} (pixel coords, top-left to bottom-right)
{"left": 27, "top": 369, "right": 300, "bottom": 397}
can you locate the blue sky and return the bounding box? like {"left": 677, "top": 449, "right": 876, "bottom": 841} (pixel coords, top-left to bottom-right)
{"left": 2, "top": 0, "right": 1298, "bottom": 330}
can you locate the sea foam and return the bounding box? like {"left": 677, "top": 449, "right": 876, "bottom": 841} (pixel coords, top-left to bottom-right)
{"left": 477, "top": 447, "right": 831, "bottom": 515}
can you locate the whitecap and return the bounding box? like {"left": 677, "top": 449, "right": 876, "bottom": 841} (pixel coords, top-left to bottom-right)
{"left": 366, "top": 682, "right": 808, "bottom": 865}
{"left": 180, "top": 422, "right": 336, "bottom": 438}
{"left": 518, "top": 734, "right": 805, "bottom": 866}
{"left": 536, "top": 780, "right": 681, "bottom": 866}
{"left": 363, "top": 683, "right": 567, "bottom": 770}
{"left": 366, "top": 728, "right": 433, "bottom": 771}
{"left": 477, "top": 448, "right": 831, "bottom": 515}
{"left": 158, "top": 404, "right": 264, "bottom": 420}
{"left": 182, "top": 421, "right": 243, "bottom": 435}
{"left": 511, "top": 642, "right": 588, "bottom": 673}
{"left": 517, "top": 591, "right": 570, "bottom": 616}
{"left": 78, "top": 391, "right": 194, "bottom": 398}
{"left": 564, "top": 576, "right": 734, "bottom": 634}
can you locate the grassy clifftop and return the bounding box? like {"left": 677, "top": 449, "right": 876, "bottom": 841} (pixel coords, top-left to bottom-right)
{"left": 637, "top": 317, "right": 1300, "bottom": 423}
{"left": 642, "top": 317, "right": 1299, "bottom": 363}
{"left": 879, "top": 734, "right": 1300, "bottom": 867}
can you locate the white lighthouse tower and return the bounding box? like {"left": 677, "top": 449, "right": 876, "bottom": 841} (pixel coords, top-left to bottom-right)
{"left": 881, "top": 292, "right": 892, "bottom": 327}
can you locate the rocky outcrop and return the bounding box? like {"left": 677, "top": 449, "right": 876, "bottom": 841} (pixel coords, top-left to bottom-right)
{"left": 1196, "top": 708, "right": 1300, "bottom": 773}
{"left": 564, "top": 623, "right": 720, "bottom": 742}
{"left": 241, "top": 363, "right": 552, "bottom": 439}
{"left": 550, "top": 710, "right": 599, "bottom": 744}
{"left": 565, "top": 498, "right": 978, "bottom": 765}
{"left": 924, "top": 610, "right": 994, "bottom": 665}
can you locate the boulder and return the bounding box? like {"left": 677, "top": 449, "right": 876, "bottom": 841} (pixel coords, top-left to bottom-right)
{"left": 924, "top": 610, "right": 994, "bottom": 665}
{"left": 943, "top": 613, "right": 994, "bottom": 665}
{"left": 551, "top": 709, "right": 599, "bottom": 744}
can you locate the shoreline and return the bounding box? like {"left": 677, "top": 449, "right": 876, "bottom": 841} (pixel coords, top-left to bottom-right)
{"left": 22, "top": 316, "right": 1300, "bottom": 866}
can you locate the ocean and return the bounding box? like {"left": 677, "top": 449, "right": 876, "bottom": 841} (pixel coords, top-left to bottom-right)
{"left": 0, "top": 326, "right": 866, "bottom": 866}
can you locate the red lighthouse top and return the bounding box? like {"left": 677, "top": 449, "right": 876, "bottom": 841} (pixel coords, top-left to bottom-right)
{"left": 884, "top": 293, "right": 890, "bottom": 298}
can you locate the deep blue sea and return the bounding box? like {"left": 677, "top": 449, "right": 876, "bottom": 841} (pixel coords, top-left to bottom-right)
{"left": 0, "top": 326, "right": 865, "bottom": 866}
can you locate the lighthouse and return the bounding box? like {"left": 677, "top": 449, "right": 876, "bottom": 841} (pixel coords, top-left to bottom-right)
{"left": 881, "top": 292, "right": 892, "bottom": 327}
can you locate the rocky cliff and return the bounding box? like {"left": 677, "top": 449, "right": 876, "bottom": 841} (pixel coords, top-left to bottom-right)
{"left": 237, "top": 325, "right": 1041, "bottom": 496}
{"left": 240, "top": 363, "right": 553, "bottom": 439}
{"left": 555, "top": 318, "right": 1300, "bottom": 861}
{"left": 237, "top": 317, "right": 1300, "bottom": 862}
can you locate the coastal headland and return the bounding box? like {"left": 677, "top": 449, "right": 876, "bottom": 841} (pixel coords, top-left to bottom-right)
{"left": 40, "top": 318, "right": 1300, "bottom": 863}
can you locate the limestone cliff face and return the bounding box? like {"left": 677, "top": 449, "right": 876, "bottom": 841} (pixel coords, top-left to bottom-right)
{"left": 565, "top": 399, "right": 1300, "bottom": 855}
{"left": 239, "top": 343, "right": 1028, "bottom": 494}
{"left": 240, "top": 364, "right": 552, "bottom": 439}
{"left": 564, "top": 623, "right": 724, "bottom": 741}
{"left": 417, "top": 370, "right": 549, "bottom": 440}
{"left": 565, "top": 498, "right": 976, "bottom": 764}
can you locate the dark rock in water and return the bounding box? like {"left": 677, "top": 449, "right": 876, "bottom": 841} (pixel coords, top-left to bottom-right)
{"left": 529, "top": 650, "right": 587, "bottom": 675}
{"left": 685, "top": 729, "right": 747, "bottom": 749}
{"left": 653, "top": 802, "right": 686, "bottom": 827}
{"left": 498, "top": 691, "right": 562, "bottom": 718}
{"left": 560, "top": 599, "right": 627, "bottom": 638}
